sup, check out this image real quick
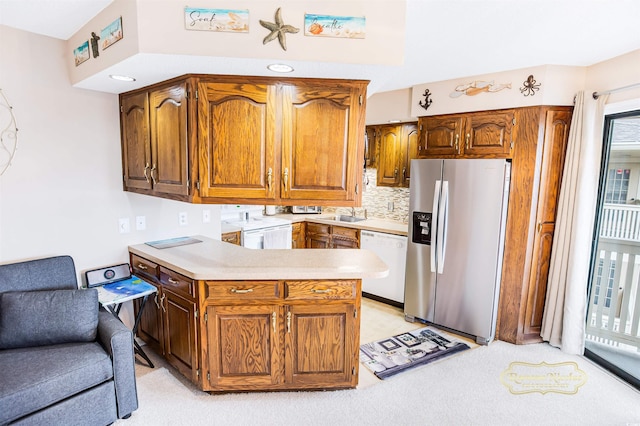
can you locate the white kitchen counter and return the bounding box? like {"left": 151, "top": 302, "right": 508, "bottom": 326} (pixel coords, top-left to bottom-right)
{"left": 129, "top": 235, "right": 389, "bottom": 281}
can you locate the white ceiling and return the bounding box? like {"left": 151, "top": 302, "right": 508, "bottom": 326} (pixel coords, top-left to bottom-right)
{"left": 1, "top": 0, "right": 640, "bottom": 95}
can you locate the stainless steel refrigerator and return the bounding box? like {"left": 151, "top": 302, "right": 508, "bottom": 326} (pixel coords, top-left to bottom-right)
{"left": 404, "top": 159, "right": 511, "bottom": 344}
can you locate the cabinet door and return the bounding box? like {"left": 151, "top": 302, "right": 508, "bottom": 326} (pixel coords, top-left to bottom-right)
{"left": 418, "top": 116, "right": 464, "bottom": 157}
{"left": 134, "top": 285, "right": 164, "bottom": 355}
{"left": 281, "top": 83, "right": 364, "bottom": 202}
{"left": 463, "top": 110, "right": 514, "bottom": 157}
{"left": 376, "top": 125, "right": 402, "bottom": 187}
{"left": 121, "top": 92, "right": 151, "bottom": 191}
{"left": 401, "top": 123, "right": 419, "bottom": 187}
{"left": 163, "top": 289, "right": 199, "bottom": 381}
{"left": 306, "top": 223, "right": 331, "bottom": 248}
{"left": 331, "top": 225, "right": 360, "bottom": 249}
{"left": 149, "top": 82, "right": 189, "bottom": 195}
{"left": 221, "top": 231, "right": 241, "bottom": 245}
{"left": 284, "top": 303, "right": 357, "bottom": 388}
{"left": 307, "top": 234, "right": 331, "bottom": 248}
{"left": 365, "top": 126, "right": 378, "bottom": 168}
{"left": 206, "top": 304, "right": 281, "bottom": 390}
{"left": 198, "top": 81, "right": 277, "bottom": 200}
{"left": 291, "top": 222, "right": 306, "bottom": 249}
{"left": 522, "top": 109, "right": 571, "bottom": 339}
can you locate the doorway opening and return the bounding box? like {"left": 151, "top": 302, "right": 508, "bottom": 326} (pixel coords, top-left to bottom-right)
{"left": 585, "top": 109, "right": 640, "bottom": 390}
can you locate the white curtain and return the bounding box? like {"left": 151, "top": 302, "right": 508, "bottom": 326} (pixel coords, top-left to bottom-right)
{"left": 541, "top": 91, "right": 609, "bottom": 354}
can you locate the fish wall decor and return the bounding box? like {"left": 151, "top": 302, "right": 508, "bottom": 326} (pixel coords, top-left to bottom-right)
{"left": 450, "top": 80, "right": 512, "bottom": 98}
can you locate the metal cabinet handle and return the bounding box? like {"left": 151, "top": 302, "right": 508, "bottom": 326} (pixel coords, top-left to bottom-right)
{"left": 230, "top": 288, "right": 254, "bottom": 294}
{"left": 455, "top": 134, "right": 460, "bottom": 153}
{"left": 465, "top": 133, "right": 470, "bottom": 150}
{"left": 283, "top": 168, "right": 289, "bottom": 193}
{"left": 137, "top": 263, "right": 148, "bottom": 270}
{"left": 394, "top": 168, "right": 398, "bottom": 178}
{"left": 160, "top": 293, "right": 166, "bottom": 312}
{"left": 312, "top": 289, "right": 331, "bottom": 294}
{"left": 286, "top": 311, "right": 292, "bottom": 333}
{"left": 154, "top": 293, "right": 161, "bottom": 309}
{"left": 167, "top": 278, "right": 179, "bottom": 285}
{"left": 272, "top": 311, "right": 277, "bottom": 334}
{"left": 143, "top": 163, "right": 150, "bottom": 183}
{"left": 267, "top": 168, "right": 273, "bottom": 192}
{"left": 402, "top": 167, "right": 406, "bottom": 180}
{"left": 150, "top": 164, "right": 157, "bottom": 185}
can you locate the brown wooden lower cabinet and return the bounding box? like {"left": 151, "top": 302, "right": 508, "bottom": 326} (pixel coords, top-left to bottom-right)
{"left": 132, "top": 255, "right": 200, "bottom": 383}
{"left": 132, "top": 251, "right": 361, "bottom": 392}
{"left": 221, "top": 231, "right": 241, "bottom": 245}
{"left": 291, "top": 222, "right": 306, "bottom": 248}
{"left": 202, "top": 279, "right": 360, "bottom": 392}
{"left": 305, "top": 222, "right": 360, "bottom": 249}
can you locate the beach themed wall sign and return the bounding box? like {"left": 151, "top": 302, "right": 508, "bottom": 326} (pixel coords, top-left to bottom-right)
{"left": 184, "top": 8, "right": 249, "bottom": 32}
{"left": 304, "top": 14, "right": 365, "bottom": 39}
{"left": 100, "top": 17, "right": 123, "bottom": 50}
{"left": 73, "top": 41, "right": 90, "bottom": 66}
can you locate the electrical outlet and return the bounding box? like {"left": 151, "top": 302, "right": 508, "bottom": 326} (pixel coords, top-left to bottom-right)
{"left": 179, "top": 212, "right": 188, "bottom": 226}
{"left": 119, "top": 218, "right": 130, "bottom": 234}
{"left": 136, "top": 215, "right": 146, "bottom": 231}
{"left": 388, "top": 201, "right": 394, "bottom": 212}
{"left": 202, "top": 209, "right": 211, "bottom": 223}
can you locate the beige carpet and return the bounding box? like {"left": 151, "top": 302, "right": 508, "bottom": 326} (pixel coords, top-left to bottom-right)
{"left": 121, "top": 340, "right": 640, "bottom": 426}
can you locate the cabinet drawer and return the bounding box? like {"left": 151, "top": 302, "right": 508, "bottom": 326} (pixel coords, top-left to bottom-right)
{"left": 160, "top": 267, "right": 195, "bottom": 299}
{"left": 306, "top": 223, "right": 331, "bottom": 235}
{"left": 332, "top": 226, "right": 359, "bottom": 241}
{"left": 131, "top": 254, "right": 160, "bottom": 281}
{"left": 285, "top": 280, "right": 356, "bottom": 300}
{"left": 206, "top": 281, "right": 280, "bottom": 301}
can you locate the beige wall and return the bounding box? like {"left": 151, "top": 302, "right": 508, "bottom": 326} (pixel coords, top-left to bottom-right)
{"left": 67, "top": 0, "right": 406, "bottom": 88}
{"left": 365, "top": 88, "right": 415, "bottom": 125}
{"left": 0, "top": 25, "right": 221, "bottom": 280}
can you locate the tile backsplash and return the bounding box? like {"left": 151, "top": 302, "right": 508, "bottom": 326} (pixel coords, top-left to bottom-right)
{"left": 324, "top": 168, "right": 410, "bottom": 223}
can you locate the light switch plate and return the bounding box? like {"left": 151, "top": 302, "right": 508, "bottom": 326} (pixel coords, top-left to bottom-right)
{"left": 119, "top": 217, "right": 130, "bottom": 233}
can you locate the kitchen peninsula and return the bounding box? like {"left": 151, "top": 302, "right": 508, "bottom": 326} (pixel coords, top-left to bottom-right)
{"left": 128, "top": 235, "right": 388, "bottom": 392}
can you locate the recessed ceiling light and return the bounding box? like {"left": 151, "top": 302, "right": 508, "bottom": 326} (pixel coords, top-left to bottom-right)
{"left": 388, "top": 119, "right": 401, "bottom": 123}
{"left": 267, "top": 63, "right": 294, "bottom": 73}
{"left": 109, "top": 74, "right": 136, "bottom": 82}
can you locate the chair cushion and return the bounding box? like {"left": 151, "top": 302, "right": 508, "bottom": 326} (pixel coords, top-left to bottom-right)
{"left": 0, "top": 342, "right": 114, "bottom": 424}
{"left": 0, "top": 289, "right": 98, "bottom": 349}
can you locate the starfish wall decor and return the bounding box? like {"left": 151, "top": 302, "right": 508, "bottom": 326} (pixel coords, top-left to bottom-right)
{"left": 260, "top": 7, "right": 299, "bottom": 51}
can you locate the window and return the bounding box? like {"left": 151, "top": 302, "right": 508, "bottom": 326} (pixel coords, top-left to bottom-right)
{"left": 604, "top": 168, "right": 630, "bottom": 204}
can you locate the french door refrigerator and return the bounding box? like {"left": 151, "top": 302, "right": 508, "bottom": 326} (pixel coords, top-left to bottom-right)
{"left": 404, "top": 159, "right": 511, "bottom": 344}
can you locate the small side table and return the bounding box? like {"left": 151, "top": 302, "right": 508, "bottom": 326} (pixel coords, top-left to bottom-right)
{"left": 96, "top": 275, "right": 157, "bottom": 368}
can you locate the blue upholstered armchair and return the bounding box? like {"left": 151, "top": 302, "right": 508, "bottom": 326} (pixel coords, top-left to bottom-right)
{"left": 0, "top": 256, "right": 138, "bottom": 425}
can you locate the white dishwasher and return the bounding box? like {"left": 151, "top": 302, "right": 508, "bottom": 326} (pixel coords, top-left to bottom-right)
{"left": 360, "top": 230, "right": 407, "bottom": 306}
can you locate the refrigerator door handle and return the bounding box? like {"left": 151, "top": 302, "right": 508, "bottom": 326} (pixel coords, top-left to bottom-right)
{"left": 430, "top": 180, "right": 442, "bottom": 273}
{"left": 437, "top": 181, "right": 449, "bottom": 274}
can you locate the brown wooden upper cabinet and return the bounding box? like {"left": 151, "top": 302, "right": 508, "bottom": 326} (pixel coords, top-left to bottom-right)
{"left": 368, "top": 122, "right": 418, "bottom": 187}
{"left": 197, "top": 80, "right": 277, "bottom": 201}
{"left": 418, "top": 109, "right": 514, "bottom": 158}
{"left": 121, "top": 81, "right": 190, "bottom": 197}
{"left": 120, "top": 74, "right": 368, "bottom": 206}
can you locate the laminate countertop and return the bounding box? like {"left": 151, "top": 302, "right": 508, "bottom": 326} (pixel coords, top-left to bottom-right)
{"left": 129, "top": 235, "right": 389, "bottom": 281}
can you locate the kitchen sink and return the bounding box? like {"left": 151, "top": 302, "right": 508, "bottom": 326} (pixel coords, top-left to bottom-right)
{"left": 336, "top": 215, "right": 366, "bottom": 223}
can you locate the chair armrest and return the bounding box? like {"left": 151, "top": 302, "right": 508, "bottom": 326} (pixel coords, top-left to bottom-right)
{"left": 97, "top": 308, "right": 139, "bottom": 419}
